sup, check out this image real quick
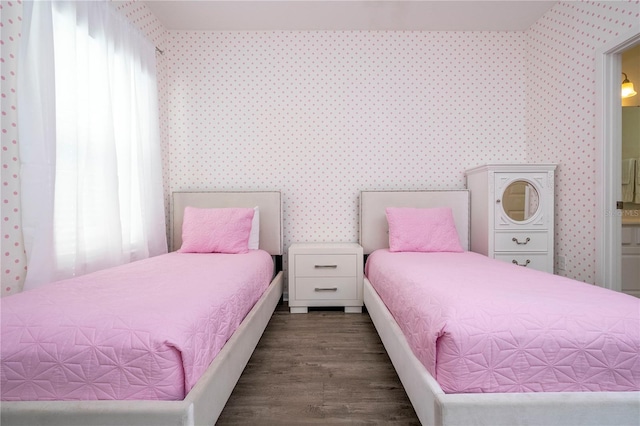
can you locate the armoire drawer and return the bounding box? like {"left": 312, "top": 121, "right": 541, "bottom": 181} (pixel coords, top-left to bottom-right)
{"left": 494, "top": 232, "right": 548, "bottom": 252}
{"left": 494, "top": 253, "right": 549, "bottom": 272}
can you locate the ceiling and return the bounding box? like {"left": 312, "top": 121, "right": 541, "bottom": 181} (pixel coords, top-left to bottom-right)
{"left": 143, "top": 0, "right": 558, "bottom": 31}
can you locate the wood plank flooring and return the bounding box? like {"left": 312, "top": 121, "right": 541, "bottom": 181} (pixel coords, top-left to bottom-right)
{"left": 216, "top": 304, "right": 420, "bottom": 425}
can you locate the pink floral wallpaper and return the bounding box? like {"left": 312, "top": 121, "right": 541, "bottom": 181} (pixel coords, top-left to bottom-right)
{"left": 2, "top": 1, "right": 638, "bottom": 295}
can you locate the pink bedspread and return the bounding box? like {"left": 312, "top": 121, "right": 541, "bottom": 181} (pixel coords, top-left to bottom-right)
{"left": 365, "top": 250, "right": 640, "bottom": 393}
{"left": 1, "top": 251, "right": 274, "bottom": 401}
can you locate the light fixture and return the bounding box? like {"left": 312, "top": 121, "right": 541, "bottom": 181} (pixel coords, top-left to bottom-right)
{"left": 621, "top": 73, "right": 637, "bottom": 98}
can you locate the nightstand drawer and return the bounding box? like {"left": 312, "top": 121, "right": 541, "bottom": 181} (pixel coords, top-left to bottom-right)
{"left": 495, "top": 232, "right": 547, "bottom": 252}
{"left": 294, "top": 254, "right": 356, "bottom": 277}
{"left": 295, "top": 277, "right": 358, "bottom": 300}
{"left": 494, "top": 253, "right": 548, "bottom": 272}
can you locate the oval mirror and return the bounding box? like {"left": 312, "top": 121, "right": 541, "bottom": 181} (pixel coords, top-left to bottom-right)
{"left": 501, "top": 180, "right": 540, "bottom": 222}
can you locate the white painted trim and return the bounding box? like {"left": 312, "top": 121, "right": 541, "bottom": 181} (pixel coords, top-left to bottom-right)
{"left": 595, "top": 26, "right": 640, "bottom": 291}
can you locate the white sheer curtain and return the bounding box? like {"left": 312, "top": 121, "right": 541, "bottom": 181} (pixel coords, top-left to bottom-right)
{"left": 18, "top": 1, "right": 167, "bottom": 290}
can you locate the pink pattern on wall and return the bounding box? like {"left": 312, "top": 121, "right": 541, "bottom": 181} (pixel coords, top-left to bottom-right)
{"left": 166, "top": 31, "right": 528, "bottom": 252}
{"left": 1, "top": 0, "right": 24, "bottom": 296}
{"left": 526, "top": 1, "right": 640, "bottom": 282}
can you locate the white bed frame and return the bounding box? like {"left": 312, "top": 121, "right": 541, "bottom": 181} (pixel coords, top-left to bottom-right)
{"left": 2, "top": 191, "right": 284, "bottom": 426}
{"left": 359, "top": 190, "right": 640, "bottom": 426}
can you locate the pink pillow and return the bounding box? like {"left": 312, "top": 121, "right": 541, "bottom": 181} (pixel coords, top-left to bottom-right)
{"left": 178, "top": 207, "right": 254, "bottom": 254}
{"left": 386, "top": 207, "right": 464, "bottom": 253}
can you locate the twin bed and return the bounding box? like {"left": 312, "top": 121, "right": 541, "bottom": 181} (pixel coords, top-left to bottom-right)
{"left": 2, "top": 189, "right": 639, "bottom": 426}
{"left": 360, "top": 190, "right": 640, "bottom": 426}
{"left": 1, "top": 191, "right": 283, "bottom": 426}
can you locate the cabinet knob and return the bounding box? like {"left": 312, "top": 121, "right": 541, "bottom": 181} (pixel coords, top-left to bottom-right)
{"left": 512, "top": 259, "right": 531, "bottom": 267}
{"left": 496, "top": 199, "right": 501, "bottom": 204}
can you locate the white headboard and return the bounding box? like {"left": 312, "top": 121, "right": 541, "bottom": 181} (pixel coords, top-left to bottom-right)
{"left": 359, "top": 190, "right": 470, "bottom": 254}
{"left": 171, "top": 191, "right": 283, "bottom": 255}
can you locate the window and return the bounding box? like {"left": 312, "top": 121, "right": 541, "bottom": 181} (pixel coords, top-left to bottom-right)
{"left": 18, "top": 1, "right": 167, "bottom": 289}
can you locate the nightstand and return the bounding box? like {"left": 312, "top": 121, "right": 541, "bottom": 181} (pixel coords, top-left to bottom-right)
{"left": 288, "top": 242, "right": 364, "bottom": 313}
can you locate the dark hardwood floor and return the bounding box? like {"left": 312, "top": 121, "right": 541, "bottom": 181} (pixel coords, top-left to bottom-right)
{"left": 216, "top": 304, "right": 420, "bottom": 425}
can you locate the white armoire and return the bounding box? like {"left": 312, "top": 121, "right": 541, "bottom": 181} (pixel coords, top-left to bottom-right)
{"left": 465, "top": 164, "right": 557, "bottom": 273}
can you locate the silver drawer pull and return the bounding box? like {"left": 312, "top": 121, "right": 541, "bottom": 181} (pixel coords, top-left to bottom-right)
{"left": 512, "top": 259, "right": 531, "bottom": 267}
{"left": 314, "top": 287, "right": 338, "bottom": 292}
{"left": 314, "top": 265, "right": 338, "bottom": 269}
{"left": 512, "top": 237, "right": 531, "bottom": 245}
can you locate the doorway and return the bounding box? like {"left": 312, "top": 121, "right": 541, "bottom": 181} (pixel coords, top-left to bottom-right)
{"left": 596, "top": 27, "right": 640, "bottom": 292}
{"left": 620, "top": 46, "right": 640, "bottom": 296}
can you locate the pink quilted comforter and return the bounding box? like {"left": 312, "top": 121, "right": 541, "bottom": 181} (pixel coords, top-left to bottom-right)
{"left": 365, "top": 250, "right": 640, "bottom": 393}
{"left": 1, "top": 251, "right": 274, "bottom": 401}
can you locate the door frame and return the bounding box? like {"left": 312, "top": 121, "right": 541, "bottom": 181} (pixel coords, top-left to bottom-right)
{"left": 595, "top": 26, "right": 640, "bottom": 291}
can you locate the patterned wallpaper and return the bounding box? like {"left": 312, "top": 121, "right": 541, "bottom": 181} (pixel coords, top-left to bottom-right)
{"left": 526, "top": 1, "right": 640, "bottom": 282}
{"left": 166, "top": 31, "right": 528, "bottom": 252}
{"left": 2, "top": 1, "right": 639, "bottom": 295}
{"left": 1, "top": 0, "right": 25, "bottom": 295}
